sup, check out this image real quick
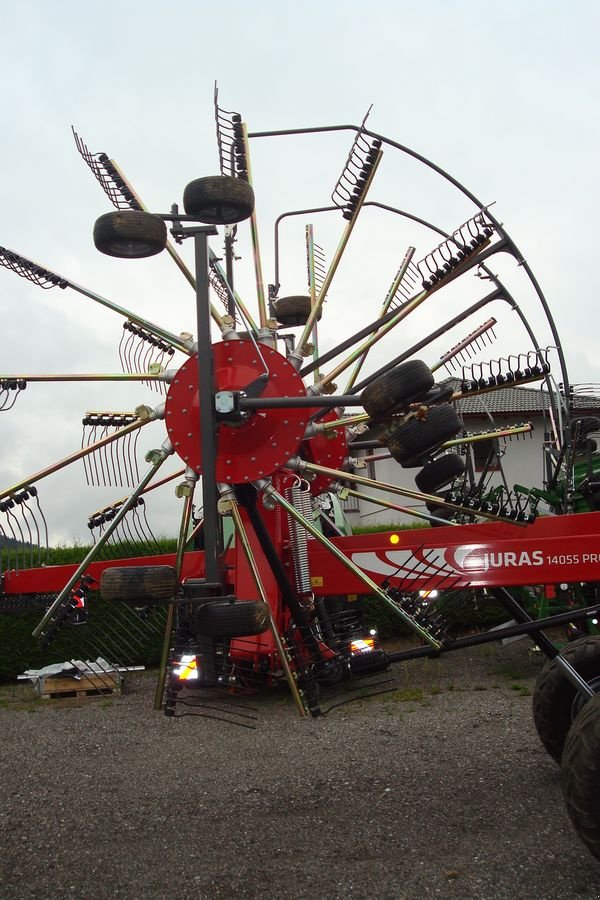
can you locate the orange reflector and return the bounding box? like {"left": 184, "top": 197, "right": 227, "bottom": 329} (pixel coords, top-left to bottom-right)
{"left": 389, "top": 533, "right": 400, "bottom": 545}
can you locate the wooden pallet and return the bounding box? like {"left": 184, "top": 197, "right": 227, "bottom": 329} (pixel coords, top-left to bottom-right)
{"left": 35, "top": 672, "right": 122, "bottom": 700}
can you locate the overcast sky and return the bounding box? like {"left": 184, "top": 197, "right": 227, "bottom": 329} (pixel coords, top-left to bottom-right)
{"left": 1, "top": 0, "right": 599, "bottom": 545}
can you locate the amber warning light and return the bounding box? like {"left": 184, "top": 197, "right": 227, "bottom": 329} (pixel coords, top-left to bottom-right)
{"left": 349, "top": 637, "right": 376, "bottom": 655}
{"left": 172, "top": 655, "right": 199, "bottom": 681}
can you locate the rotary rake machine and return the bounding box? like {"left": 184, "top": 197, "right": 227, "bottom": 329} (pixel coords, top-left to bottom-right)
{"left": 3, "top": 92, "right": 600, "bottom": 857}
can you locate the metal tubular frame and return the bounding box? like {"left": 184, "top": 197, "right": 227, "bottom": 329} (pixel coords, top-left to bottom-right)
{"left": 262, "top": 482, "right": 442, "bottom": 648}
{"left": 154, "top": 470, "right": 197, "bottom": 710}
{"left": 227, "top": 496, "right": 307, "bottom": 716}
{"left": 249, "top": 121, "right": 568, "bottom": 395}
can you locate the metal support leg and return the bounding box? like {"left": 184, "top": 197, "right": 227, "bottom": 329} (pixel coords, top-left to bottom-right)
{"left": 193, "top": 226, "right": 222, "bottom": 585}
{"left": 493, "top": 587, "right": 594, "bottom": 699}
{"left": 154, "top": 470, "right": 198, "bottom": 710}
{"left": 226, "top": 496, "right": 307, "bottom": 716}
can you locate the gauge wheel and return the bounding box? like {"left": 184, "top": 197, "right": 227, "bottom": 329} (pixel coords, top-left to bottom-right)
{"left": 195, "top": 599, "right": 270, "bottom": 637}
{"left": 361, "top": 360, "right": 434, "bottom": 419}
{"left": 100, "top": 565, "right": 178, "bottom": 605}
{"left": 93, "top": 211, "right": 167, "bottom": 258}
{"left": 274, "top": 295, "right": 322, "bottom": 327}
{"left": 415, "top": 453, "right": 465, "bottom": 493}
{"left": 183, "top": 175, "right": 255, "bottom": 224}
{"left": 388, "top": 405, "right": 462, "bottom": 466}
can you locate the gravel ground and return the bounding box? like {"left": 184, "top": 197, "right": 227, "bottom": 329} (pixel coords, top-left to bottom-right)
{"left": 2, "top": 639, "right": 600, "bottom": 900}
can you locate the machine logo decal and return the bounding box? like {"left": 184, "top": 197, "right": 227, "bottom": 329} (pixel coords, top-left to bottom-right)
{"left": 351, "top": 546, "right": 547, "bottom": 580}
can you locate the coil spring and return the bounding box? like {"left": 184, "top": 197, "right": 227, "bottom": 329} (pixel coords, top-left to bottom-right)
{"left": 286, "top": 484, "right": 313, "bottom": 596}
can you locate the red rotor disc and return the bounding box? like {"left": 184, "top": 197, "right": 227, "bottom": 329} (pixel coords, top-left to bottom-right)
{"left": 302, "top": 409, "right": 348, "bottom": 495}
{"left": 165, "top": 340, "right": 308, "bottom": 483}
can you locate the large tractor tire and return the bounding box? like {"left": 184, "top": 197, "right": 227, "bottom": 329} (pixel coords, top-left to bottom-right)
{"left": 561, "top": 691, "right": 600, "bottom": 861}
{"left": 532, "top": 636, "right": 600, "bottom": 763}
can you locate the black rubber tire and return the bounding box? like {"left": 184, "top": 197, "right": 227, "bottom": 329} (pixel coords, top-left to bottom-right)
{"left": 532, "top": 636, "right": 600, "bottom": 763}
{"left": 93, "top": 211, "right": 167, "bottom": 258}
{"left": 418, "top": 382, "right": 455, "bottom": 406}
{"left": 561, "top": 691, "right": 600, "bottom": 861}
{"left": 274, "top": 295, "right": 322, "bottom": 327}
{"left": 575, "top": 439, "right": 598, "bottom": 453}
{"left": 183, "top": 176, "right": 255, "bottom": 224}
{"left": 100, "top": 565, "right": 177, "bottom": 605}
{"left": 415, "top": 453, "right": 465, "bottom": 493}
{"left": 361, "top": 360, "right": 434, "bottom": 419}
{"left": 428, "top": 507, "right": 456, "bottom": 526}
{"left": 387, "top": 405, "right": 462, "bottom": 466}
{"left": 424, "top": 490, "right": 456, "bottom": 525}
{"left": 195, "top": 599, "right": 270, "bottom": 637}
{"left": 571, "top": 416, "right": 600, "bottom": 437}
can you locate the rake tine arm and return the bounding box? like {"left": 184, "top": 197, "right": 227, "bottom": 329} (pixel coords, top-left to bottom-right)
{"left": 291, "top": 150, "right": 384, "bottom": 366}
{"left": 0, "top": 408, "right": 158, "bottom": 502}
{"left": 73, "top": 129, "right": 253, "bottom": 335}
{"left": 286, "top": 457, "right": 530, "bottom": 526}
{"left": 155, "top": 470, "right": 198, "bottom": 710}
{"left": 260, "top": 480, "right": 442, "bottom": 649}
{"left": 344, "top": 247, "right": 416, "bottom": 392}
{"left": 337, "top": 485, "right": 458, "bottom": 527}
{"left": 0, "top": 244, "right": 193, "bottom": 354}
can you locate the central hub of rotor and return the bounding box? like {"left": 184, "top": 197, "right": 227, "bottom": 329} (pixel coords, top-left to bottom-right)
{"left": 165, "top": 340, "right": 308, "bottom": 483}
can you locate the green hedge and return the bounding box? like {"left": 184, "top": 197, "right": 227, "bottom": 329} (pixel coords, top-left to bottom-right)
{"left": 0, "top": 598, "right": 165, "bottom": 680}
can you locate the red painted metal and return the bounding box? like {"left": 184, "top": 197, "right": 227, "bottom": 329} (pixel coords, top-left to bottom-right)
{"left": 165, "top": 341, "right": 308, "bottom": 482}
{"left": 307, "top": 511, "right": 600, "bottom": 593}
{"left": 302, "top": 410, "right": 348, "bottom": 496}
{"left": 2, "top": 551, "right": 208, "bottom": 595}
{"left": 5, "top": 511, "right": 600, "bottom": 600}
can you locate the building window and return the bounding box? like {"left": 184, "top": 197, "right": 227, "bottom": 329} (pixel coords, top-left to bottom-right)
{"left": 472, "top": 438, "right": 501, "bottom": 472}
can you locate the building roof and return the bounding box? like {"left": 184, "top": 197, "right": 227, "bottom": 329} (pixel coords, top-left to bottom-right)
{"left": 445, "top": 378, "right": 600, "bottom": 417}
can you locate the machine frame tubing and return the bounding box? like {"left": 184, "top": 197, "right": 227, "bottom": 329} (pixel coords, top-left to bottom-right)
{"left": 191, "top": 226, "right": 222, "bottom": 585}
{"left": 263, "top": 482, "right": 442, "bottom": 649}
{"left": 154, "top": 472, "right": 197, "bottom": 710}
{"left": 227, "top": 497, "right": 307, "bottom": 717}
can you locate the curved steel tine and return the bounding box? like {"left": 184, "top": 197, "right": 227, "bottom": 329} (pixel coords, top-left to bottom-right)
{"left": 90, "top": 424, "right": 101, "bottom": 486}
{"left": 118, "top": 324, "right": 129, "bottom": 373}
{"left": 81, "top": 420, "right": 91, "bottom": 486}
{"left": 98, "top": 424, "right": 110, "bottom": 487}
{"left": 123, "top": 328, "right": 137, "bottom": 374}
{"left": 131, "top": 430, "right": 141, "bottom": 484}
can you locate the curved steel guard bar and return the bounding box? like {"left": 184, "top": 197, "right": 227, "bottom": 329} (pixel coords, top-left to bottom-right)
{"left": 270, "top": 190, "right": 564, "bottom": 451}
{"left": 249, "top": 123, "right": 569, "bottom": 409}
